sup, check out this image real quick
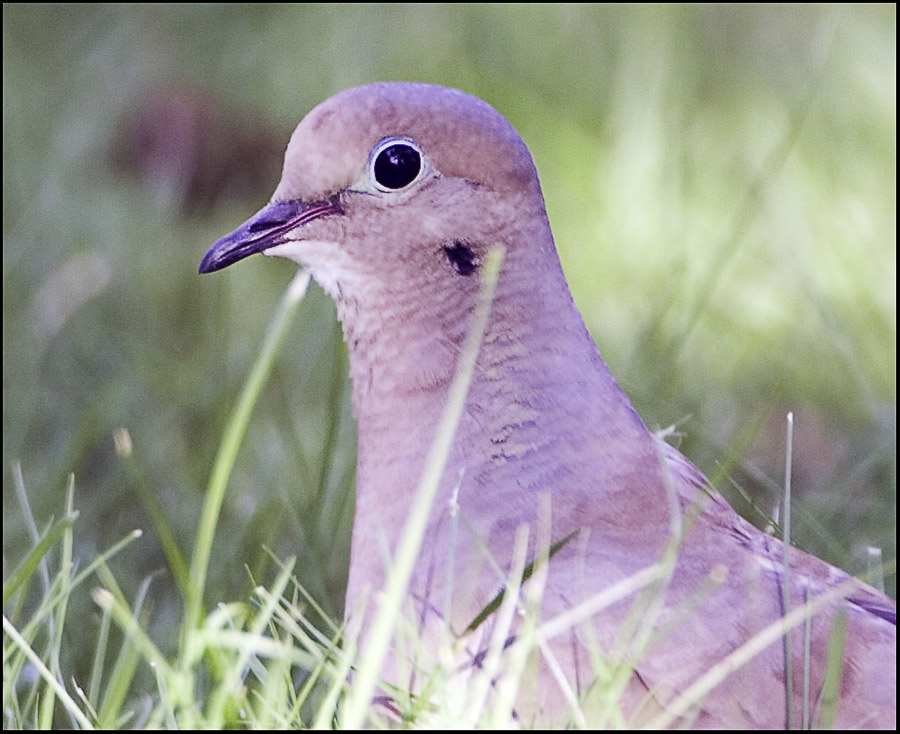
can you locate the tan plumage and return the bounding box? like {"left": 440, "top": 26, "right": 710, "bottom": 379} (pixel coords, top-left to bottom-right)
{"left": 200, "top": 82, "right": 895, "bottom": 728}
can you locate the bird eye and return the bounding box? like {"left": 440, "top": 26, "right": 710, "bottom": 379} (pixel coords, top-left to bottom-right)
{"left": 370, "top": 138, "right": 423, "bottom": 191}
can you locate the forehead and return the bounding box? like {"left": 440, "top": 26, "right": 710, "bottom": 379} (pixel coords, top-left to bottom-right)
{"left": 272, "top": 83, "right": 536, "bottom": 201}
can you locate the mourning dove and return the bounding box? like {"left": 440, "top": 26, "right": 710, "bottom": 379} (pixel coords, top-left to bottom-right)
{"left": 200, "top": 82, "right": 895, "bottom": 728}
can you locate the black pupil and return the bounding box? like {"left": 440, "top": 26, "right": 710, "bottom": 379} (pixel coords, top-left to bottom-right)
{"left": 374, "top": 144, "right": 421, "bottom": 190}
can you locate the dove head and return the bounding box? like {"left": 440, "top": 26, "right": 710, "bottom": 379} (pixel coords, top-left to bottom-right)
{"left": 199, "top": 82, "right": 545, "bottom": 287}
{"left": 200, "top": 83, "right": 575, "bottom": 402}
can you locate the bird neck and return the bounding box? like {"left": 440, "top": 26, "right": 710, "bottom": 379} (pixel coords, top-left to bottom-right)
{"left": 341, "top": 227, "right": 657, "bottom": 544}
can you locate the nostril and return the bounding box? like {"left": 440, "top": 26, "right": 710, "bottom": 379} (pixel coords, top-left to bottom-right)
{"left": 248, "top": 218, "right": 285, "bottom": 233}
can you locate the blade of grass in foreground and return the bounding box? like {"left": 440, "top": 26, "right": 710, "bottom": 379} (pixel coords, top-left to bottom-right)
{"left": 3, "top": 512, "right": 78, "bottom": 607}
{"left": 3, "top": 615, "right": 95, "bottom": 729}
{"left": 184, "top": 270, "right": 312, "bottom": 639}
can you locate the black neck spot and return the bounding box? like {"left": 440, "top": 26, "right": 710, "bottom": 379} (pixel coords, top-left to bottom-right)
{"left": 443, "top": 241, "right": 477, "bottom": 276}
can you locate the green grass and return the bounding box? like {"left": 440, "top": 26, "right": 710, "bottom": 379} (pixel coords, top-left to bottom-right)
{"left": 3, "top": 4, "right": 894, "bottom": 728}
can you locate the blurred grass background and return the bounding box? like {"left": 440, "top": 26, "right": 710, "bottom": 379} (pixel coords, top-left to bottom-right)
{"left": 3, "top": 2, "right": 895, "bottom": 705}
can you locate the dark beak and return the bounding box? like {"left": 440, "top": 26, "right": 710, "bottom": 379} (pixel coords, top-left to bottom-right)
{"left": 199, "top": 197, "right": 342, "bottom": 274}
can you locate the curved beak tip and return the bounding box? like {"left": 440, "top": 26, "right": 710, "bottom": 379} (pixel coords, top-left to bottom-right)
{"left": 198, "top": 197, "right": 341, "bottom": 275}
